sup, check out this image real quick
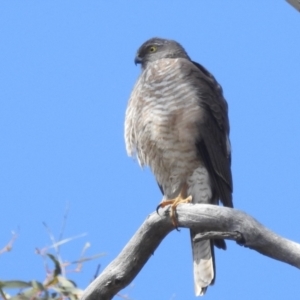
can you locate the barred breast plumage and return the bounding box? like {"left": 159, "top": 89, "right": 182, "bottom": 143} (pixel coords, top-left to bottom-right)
{"left": 126, "top": 58, "right": 204, "bottom": 198}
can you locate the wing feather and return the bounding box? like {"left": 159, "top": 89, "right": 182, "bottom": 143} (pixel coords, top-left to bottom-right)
{"left": 188, "top": 61, "right": 233, "bottom": 208}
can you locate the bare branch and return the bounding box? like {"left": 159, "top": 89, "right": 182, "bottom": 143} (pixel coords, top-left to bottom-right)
{"left": 286, "top": 0, "right": 300, "bottom": 12}
{"left": 193, "top": 231, "right": 244, "bottom": 243}
{"left": 59, "top": 201, "right": 70, "bottom": 242}
{"left": 81, "top": 204, "right": 300, "bottom": 300}
{"left": 0, "top": 231, "right": 18, "bottom": 255}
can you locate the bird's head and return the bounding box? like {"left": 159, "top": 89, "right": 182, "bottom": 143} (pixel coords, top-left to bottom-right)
{"left": 134, "top": 37, "right": 190, "bottom": 69}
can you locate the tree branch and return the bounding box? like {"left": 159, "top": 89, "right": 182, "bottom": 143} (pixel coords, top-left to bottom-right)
{"left": 81, "top": 204, "right": 300, "bottom": 300}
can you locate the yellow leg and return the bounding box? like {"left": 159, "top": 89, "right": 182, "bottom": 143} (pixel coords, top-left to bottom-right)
{"left": 157, "top": 188, "right": 192, "bottom": 228}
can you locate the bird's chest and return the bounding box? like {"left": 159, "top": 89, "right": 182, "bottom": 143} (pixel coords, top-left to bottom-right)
{"left": 138, "top": 82, "right": 198, "bottom": 151}
{"left": 136, "top": 69, "right": 201, "bottom": 171}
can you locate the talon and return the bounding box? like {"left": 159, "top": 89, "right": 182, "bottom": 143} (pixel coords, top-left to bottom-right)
{"left": 156, "top": 200, "right": 172, "bottom": 214}
{"left": 156, "top": 204, "right": 161, "bottom": 214}
{"left": 156, "top": 191, "right": 192, "bottom": 229}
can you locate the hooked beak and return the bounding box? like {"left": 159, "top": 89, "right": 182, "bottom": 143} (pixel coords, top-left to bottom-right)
{"left": 134, "top": 55, "right": 142, "bottom": 65}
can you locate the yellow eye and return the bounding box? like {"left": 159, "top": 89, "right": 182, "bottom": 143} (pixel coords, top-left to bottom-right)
{"left": 149, "top": 46, "right": 157, "bottom": 52}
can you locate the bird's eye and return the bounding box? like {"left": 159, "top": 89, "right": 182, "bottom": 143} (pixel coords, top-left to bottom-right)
{"left": 149, "top": 46, "right": 157, "bottom": 53}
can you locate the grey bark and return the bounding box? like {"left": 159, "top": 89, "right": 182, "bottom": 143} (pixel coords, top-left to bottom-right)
{"left": 286, "top": 0, "right": 300, "bottom": 12}
{"left": 81, "top": 204, "right": 300, "bottom": 300}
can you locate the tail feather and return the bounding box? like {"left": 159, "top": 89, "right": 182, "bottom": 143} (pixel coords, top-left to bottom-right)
{"left": 191, "top": 231, "right": 215, "bottom": 296}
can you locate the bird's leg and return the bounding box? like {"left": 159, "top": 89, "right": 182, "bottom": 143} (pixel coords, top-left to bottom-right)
{"left": 157, "top": 185, "right": 192, "bottom": 228}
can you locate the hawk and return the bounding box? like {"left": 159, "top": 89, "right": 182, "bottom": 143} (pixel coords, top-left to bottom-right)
{"left": 125, "top": 37, "right": 233, "bottom": 296}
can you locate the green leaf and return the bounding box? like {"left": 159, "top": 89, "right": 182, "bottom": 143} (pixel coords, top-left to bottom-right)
{"left": 10, "top": 296, "right": 53, "bottom": 300}
{"left": 30, "top": 280, "right": 45, "bottom": 291}
{"left": 52, "top": 277, "right": 83, "bottom": 298}
{"left": 57, "top": 276, "right": 75, "bottom": 288}
{"left": 46, "top": 254, "right": 61, "bottom": 276}
{"left": 0, "top": 280, "right": 31, "bottom": 289}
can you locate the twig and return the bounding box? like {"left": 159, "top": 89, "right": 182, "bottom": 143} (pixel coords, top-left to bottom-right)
{"left": 0, "top": 231, "right": 18, "bottom": 255}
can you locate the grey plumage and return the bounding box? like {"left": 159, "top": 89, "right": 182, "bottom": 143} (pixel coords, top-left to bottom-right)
{"left": 125, "top": 37, "right": 233, "bottom": 296}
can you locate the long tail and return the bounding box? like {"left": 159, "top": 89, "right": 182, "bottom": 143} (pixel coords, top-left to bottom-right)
{"left": 191, "top": 230, "right": 215, "bottom": 296}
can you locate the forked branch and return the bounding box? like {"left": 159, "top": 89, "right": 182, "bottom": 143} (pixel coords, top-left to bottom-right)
{"left": 81, "top": 204, "right": 300, "bottom": 300}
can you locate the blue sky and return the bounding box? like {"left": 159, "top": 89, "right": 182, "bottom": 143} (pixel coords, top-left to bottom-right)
{"left": 1, "top": 1, "right": 300, "bottom": 299}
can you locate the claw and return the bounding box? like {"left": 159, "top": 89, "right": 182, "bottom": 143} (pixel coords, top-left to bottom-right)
{"left": 156, "top": 194, "right": 192, "bottom": 230}
{"left": 156, "top": 204, "right": 161, "bottom": 214}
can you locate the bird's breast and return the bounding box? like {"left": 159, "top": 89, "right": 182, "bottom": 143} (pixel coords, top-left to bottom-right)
{"left": 133, "top": 61, "right": 204, "bottom": 184}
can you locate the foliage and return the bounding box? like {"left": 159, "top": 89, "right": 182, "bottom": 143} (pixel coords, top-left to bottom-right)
{"left": 0, "top": 223, "right": 105, "bottom": 300}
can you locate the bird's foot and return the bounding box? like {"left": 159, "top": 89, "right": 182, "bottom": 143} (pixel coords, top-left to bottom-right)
{"left": 157, "top": 195, "right": 192, "bottom": 229}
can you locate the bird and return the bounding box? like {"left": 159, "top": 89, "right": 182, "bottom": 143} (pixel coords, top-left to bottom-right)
{"left": 124, "top": 37, "right": 233, "bottom": 296}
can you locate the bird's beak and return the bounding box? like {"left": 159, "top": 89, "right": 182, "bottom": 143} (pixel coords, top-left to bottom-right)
{"left": 134, "top": 55, "right": 142, "bottom": 65}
